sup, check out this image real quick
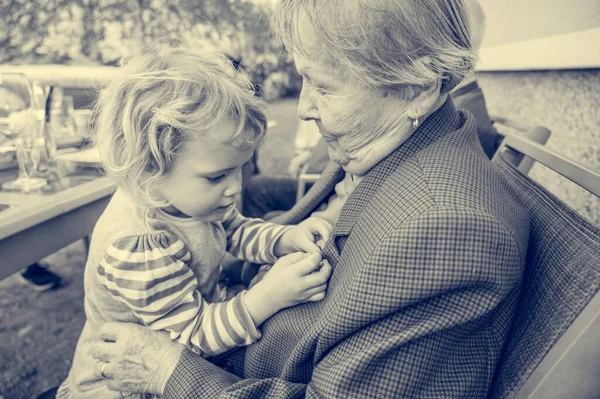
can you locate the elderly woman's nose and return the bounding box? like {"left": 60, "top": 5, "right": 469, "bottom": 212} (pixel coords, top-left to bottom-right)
{"left": 297, "top": 87, "right": 318, "bottom": 121}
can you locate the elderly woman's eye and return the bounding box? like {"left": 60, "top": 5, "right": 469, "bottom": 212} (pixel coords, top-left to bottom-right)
{"left": 311, "top": 84, "right": 328, "bottom": 96}
{"left": 304, "top": 79, "right": 327, "bottom": 95}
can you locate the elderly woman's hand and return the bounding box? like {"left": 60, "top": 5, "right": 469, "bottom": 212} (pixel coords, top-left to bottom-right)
{"left": 90, "top": 322, "right": 184, "bottom": 395}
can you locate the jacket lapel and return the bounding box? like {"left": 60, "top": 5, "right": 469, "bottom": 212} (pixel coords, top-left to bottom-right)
{"left": 330, "top": 98, "right": 460, "bottom": 254}
{"left": 274, "top": 98, "right": 459, "bottom": 256}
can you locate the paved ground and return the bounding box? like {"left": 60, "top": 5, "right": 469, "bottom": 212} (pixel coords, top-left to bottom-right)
{"left": 0, "top": 98, "right": 299, "bottom": 399}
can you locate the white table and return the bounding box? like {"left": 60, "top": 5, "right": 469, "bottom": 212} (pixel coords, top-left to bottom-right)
{"left": 0, "top": 164, "right": 116, "bottom": 280}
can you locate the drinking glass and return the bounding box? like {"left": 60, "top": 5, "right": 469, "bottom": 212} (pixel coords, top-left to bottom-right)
{"left": 31, "top": 80, "right": 47, "bottom": 139}
{"left": 31, "top": 81, "right": 58, "bottom": 176}
{"left": 0, "top": 72, "right": 47, "bottom": 191}
{"left": 61, "top": 95, "right": 77, "bottom": 137}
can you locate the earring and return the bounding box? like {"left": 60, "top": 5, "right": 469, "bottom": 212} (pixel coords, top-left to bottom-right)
{"left": 412, "top": 117, "right": 420, "bottom": 130}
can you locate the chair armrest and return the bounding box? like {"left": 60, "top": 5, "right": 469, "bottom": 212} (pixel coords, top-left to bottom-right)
{"left": 490, "top": 115, "right": 552, "bottom": 174}
{"left": 494, "top": 132, "right": 600, "bottom": 197}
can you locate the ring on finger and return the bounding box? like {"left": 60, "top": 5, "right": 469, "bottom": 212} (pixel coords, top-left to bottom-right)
{"left": 101, "top": 362, "right": 109, "bottom": 379}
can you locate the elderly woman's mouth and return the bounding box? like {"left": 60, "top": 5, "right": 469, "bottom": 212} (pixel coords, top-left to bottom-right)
{"left": 327, "top": 148, "right": 351, "bottom": 165}
{"left": 320, "top": 132, "right": 335, "bottom": 141}
{"left": 314, "top": 124, "right": 333, "bottom": 140}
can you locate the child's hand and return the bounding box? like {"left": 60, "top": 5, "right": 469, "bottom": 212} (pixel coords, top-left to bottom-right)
{"left": 244, "top": 252, "right": 332, "bottom": 325}
{"left": 274, "top": 217, "right": 333, "bottom": 256}
{"left": 264, "top": 252, "right": 331, "bottom": 307}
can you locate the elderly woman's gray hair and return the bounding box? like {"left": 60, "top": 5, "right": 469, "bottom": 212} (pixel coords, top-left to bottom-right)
{"left": 271, "top": 0, "right": 476, "bottom": 95}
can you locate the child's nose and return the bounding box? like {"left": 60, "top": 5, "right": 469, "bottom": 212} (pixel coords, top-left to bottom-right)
{"left": 224, "top": 170, "right": 243, "bottom": 197}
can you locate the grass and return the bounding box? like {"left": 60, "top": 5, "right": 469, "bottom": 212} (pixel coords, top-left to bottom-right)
{"left": 0, "top": 98, "right": 300, "bottom": 399}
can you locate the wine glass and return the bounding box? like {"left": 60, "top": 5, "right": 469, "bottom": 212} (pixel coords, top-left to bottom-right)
{"left": 0, "top": 72, "right": 47, "bottom": 192}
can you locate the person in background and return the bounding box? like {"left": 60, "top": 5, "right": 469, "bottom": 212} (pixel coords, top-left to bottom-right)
{"left": 57, "top": 45, "right": 332, "bottom": 399}
{"left": 87, "top": 0, "right": 530, "bottom": 397}
{"left": 19, "top": 262, "right": 62, "bottom": 291}
{"left": 243, "top": 0, "right": 497, "bottom": 219}
{"left": 288, "top": 119, "right": 323, "bottom": 177}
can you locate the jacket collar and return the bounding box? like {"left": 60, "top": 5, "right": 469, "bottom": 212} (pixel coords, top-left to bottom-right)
{"left": 332, "top": 98, "right": 461, "bottom": 239}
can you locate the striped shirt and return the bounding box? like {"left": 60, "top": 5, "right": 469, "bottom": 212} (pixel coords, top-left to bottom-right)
{"left": 96, "top": 198, "right": 291, "bottom": 357}
{"left": 61, "top": 189, "right": 294, "bottom": 398}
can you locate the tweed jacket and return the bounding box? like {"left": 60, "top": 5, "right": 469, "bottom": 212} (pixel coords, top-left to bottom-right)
{"left": 164, "top": 100, "right": 531, "bottom": 398}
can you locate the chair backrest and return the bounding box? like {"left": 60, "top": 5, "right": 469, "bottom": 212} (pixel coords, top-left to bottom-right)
{"left": 490, "top": 133, "right": 600, "bottom": 399}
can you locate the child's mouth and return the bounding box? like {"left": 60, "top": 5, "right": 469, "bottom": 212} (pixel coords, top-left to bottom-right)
{"left": 216, "top": 204, "right": 233, "bottom": 212}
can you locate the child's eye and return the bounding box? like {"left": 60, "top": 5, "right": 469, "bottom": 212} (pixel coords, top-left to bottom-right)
{"left": 205, "top": 174, "right": 226, "bottom": 183}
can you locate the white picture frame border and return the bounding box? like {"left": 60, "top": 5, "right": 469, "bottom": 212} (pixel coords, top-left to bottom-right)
{"left": 477, "top": 27, "right": 600, "bottom": 71}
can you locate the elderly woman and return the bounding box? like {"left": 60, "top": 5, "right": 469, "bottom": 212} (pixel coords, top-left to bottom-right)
{"left": 88, "top": 0, "right": 529, "bottom": 397}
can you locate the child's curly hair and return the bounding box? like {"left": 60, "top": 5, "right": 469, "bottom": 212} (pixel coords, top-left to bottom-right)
{"left": 93, "top": 44, "right": 267, "bottom": 208}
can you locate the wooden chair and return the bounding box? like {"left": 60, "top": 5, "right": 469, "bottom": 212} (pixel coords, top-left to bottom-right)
{"left": 296, "top": 167, "right": 321, "bottom": 203}
{"left": 489, "top": 132, "right": 600, "bottom": 398}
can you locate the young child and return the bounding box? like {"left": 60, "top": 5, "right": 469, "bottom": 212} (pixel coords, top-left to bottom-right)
{"left": 58, "top": 46, "right": 332, "bottom": 399}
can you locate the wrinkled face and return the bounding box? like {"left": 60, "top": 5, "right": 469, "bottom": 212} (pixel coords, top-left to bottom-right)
{"left": 294, "top": 51, "right": 396, "bottom": 171}
{"left": 291, "top": 11, "right": 420, "bottom": 175}
{"left": 156, "top": 120, "right": 254, "bottom": 221}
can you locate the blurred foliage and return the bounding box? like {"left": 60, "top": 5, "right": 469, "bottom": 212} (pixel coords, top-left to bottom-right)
{"left": 0, "top": 0, "right": 301, "bottom": 100}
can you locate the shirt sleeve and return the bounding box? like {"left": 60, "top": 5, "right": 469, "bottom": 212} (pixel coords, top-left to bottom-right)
{"left": 221, "top": 206, "right": 293, "bottom": 264}
{"left": 97, "top": 232, "right": 261, "bottom": 357}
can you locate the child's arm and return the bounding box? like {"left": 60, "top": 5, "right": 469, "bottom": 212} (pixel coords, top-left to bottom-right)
{"left": 221, "top": 206, "right": 291, "bottom": 263}
{"left": 97, "top": 233, "right": 331, "bottom": 357}
{"left": 98, "top": 233, "right": 259, "bottom": 357}
{"left": 222, "top": 207, "right": 332, "bottom": 261}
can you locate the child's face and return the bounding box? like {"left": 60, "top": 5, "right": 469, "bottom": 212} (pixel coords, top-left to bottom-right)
{"left": 156, "top": 120, "right": 255, "bottom": 221}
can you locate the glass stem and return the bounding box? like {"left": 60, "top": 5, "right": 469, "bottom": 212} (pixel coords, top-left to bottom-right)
{"left": 14, "top": 137, "right": 31, "bottom": 180}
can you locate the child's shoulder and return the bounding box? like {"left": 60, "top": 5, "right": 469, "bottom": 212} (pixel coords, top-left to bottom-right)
{"left": 92, "top": 189, "right": 200, "bottom": 252}
{"left": 87, "top": 189, "right": 192, "bottom": 267}
{"left": 89, "top": 189, "right": 163, "bottom": 259}
{"left": 94, "top": 189, "right": 148, "bottom": 238}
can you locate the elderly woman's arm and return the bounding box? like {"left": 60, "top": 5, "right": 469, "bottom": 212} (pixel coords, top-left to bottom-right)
{"left": 90, "top": 322, "right": 185, "bottom": 394}
{"left": 94, "top": 206, "right": 528, "bottom": 398}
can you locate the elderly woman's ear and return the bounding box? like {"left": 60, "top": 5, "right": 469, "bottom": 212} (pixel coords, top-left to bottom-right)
{"left": 382, "top": 56, "right": 446, "bottom": 123}
{"left": 405, "top": 80, "right": 445, "bottom": 123}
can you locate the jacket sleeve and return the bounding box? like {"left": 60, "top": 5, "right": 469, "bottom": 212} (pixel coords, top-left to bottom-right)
{"left": 164, "top": 207, "right": 528, "bottom": 398}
